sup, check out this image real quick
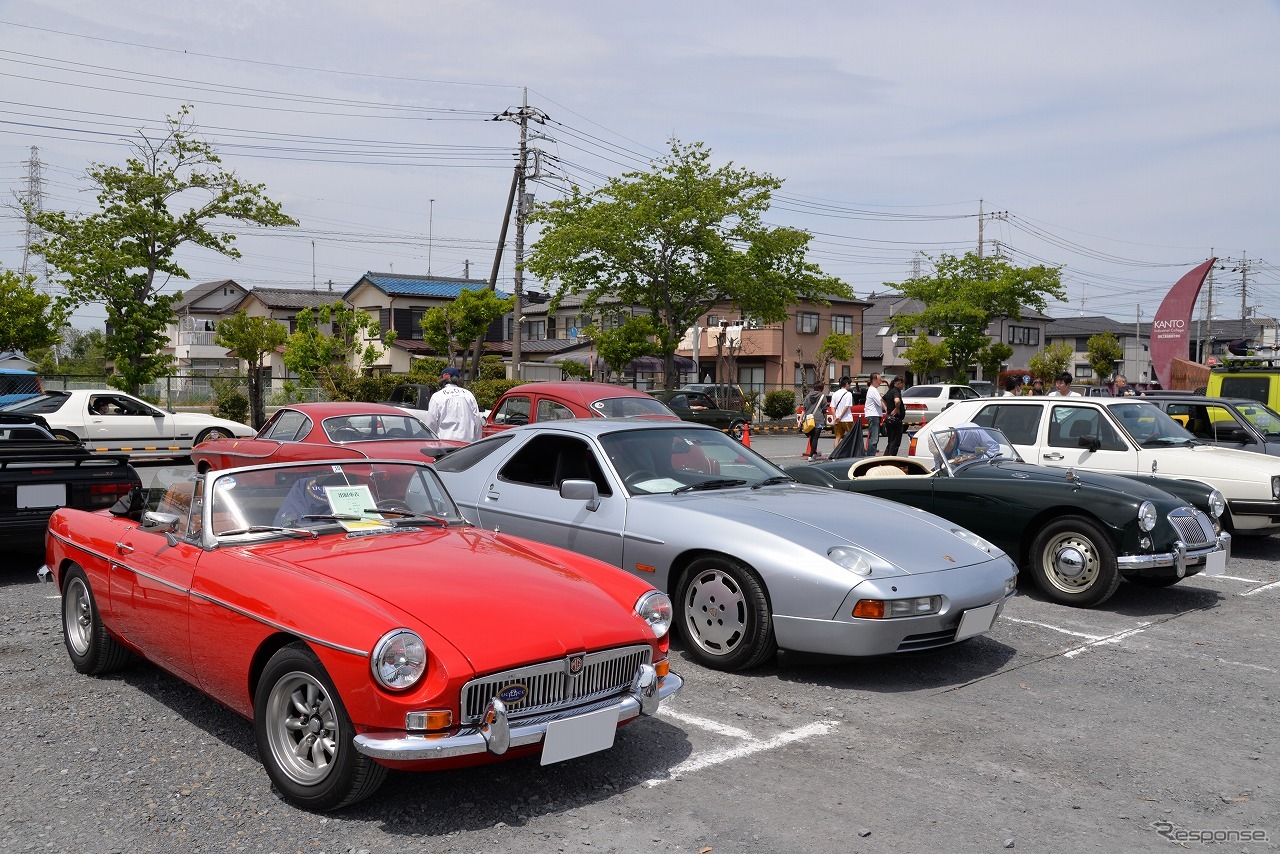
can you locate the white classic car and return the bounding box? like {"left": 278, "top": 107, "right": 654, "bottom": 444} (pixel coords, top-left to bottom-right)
{"left": 4, "top": 389, "right": 254, "bottom": 459}
{"left": 913, "top": 397, "right": 1280, "bottom": 535}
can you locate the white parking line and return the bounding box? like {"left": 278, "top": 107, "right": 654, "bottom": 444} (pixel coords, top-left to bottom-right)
{"left": 1062, "top": 625, "right": 1150, "bottom": 658}
{"left": 1242, "top": 579, "right": 1280, "bottom": 596}
{"left": 1211, "top": 574, "right": 1262, "bottom": 583}
{"left": 645, "top": 710, "right": 838, "bottom": 787}
{"left": 1000, "top": 616, "right": 1105, "bottom": 641}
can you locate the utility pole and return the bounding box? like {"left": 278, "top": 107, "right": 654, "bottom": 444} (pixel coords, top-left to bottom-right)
{"left": 493, "top": 90, "right": 548, "bottom": 381}
{"left": 976, "top": 198, "right": 1008, "bottom": 259}
{"left": 1240, "top": 251, "right": 1249, "bottom": 326}
{"left": 428, "top": 198, "right": 434, "bottom": 276}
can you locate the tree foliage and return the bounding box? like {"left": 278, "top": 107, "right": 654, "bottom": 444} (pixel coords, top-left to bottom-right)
{"left": 1029, "top": 341, "right": 1074, "bottom": 381}
{"left": 902, "top": 333, "right": 950, "bottom": 382}
{"left": 1086, "top": 332, "right": 1124, "bottom": 384}
{"left": 814, "top": 331, "right": 857, "bottom": 384}
{"left": 281, "top": 301, "right": 390, "bottom": 388}
{"left": 977, "top": 341, "right": 1015, "bottom": 383}
{"left": 27, "top": 106, "right": 297, "bottom": 393}
{"left": 0, "top": 269, "right": 65, "bottom": 354}
{"left": 890, "top": 252, "right": 1065, "bottom": 379}
{"left": 420, "top": 288, "right": 514, "bottom": 378}
{"left": 214, "top": 311, "right": 287, "bottom": 428}
{"left": 32, "top": 327, "right": 110, "bottom": 377}
{"left": 589, "top": 316, "right": 663, "bottom": 378}
{"left": 527, "top": 139, "right": 849, "bottom": 388}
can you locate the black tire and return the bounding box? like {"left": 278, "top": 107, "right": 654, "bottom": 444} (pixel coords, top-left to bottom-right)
{"left": 253, "top": 643, "right": 386, "bottom": 811}
{"left": 61, "top": 566, "right": 131, "bottom": 675}
{"left": 1126, "top": 575, "right": 1183, "bottom": 589}
{"left": 1028, "top": 516, "right": 1121, "bottom": 607}
{"left": 728, "top": 420, "right": 747, "bottom": 441}
{"left": 674, "top": 556, "right": 775, "bottom": 671}
{"left": 194, "top": 427, "right": 231, "bottom": 446}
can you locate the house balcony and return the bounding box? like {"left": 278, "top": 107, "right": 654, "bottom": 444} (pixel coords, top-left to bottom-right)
{"left": 676, "top": 324, "right": 784, "bottom": 359}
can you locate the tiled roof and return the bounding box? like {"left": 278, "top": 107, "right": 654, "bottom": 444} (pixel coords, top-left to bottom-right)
{"left": 173, "top": 279, "right": 246, "bottom": 311}
{"left": 1044, "top": 315, "right": 1137, "bottom": 338}
{"left": 244, "top": 287, "right": 341, "bottom": 311}
{"left": 352, "top": 272, "right": 510, "bottom": 299}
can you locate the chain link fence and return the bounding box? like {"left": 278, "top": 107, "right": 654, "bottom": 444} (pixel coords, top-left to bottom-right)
{"left": 39, "top": 375, "right": 327, "bottom": 412}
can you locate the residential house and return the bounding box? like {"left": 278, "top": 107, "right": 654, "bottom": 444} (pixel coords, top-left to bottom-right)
{"left": 234, "top": 286, "right": 342, "bottom": 387}
{"left": 1043, "top": 315, "right": 1153, "bottom": 386}
{"left": 164, "top": 279, "right": 251, "bottom": 382}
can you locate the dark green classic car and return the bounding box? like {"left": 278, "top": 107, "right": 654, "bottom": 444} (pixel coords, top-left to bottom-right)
{"left": 785, "top": 425, "right": 1231, "bottom": 608}
{"left": 649, "top": 389, "right": 750, "bottom": 440}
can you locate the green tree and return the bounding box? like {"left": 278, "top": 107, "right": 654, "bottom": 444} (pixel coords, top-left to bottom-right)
{"left": 527, "top": 139, "right": 849, "bottom": 388}
{"left": 1086, "top": 332, "right": 1124, "bottom": 385}
{"left": 32, "top": 327, "right": 109, "bottom": 376}
{"left": 27, "top": 106, "right": 296, "bottom": 393}
{"left": 890, "top": 252, "right": 1065, "bottom": 379}
{"left": 589, "top": 316, "right": 663, "bottom": 379}
{"left": 1029, "top": 341, "right": 1074, "bottom": 381}
{"left": 814, "top": 331, "right": 858, "bottom": 386}
{"left": 977, "top": 341, "right": 1015, "bottom": 385}
{"left": 0, "top": 269, "right": 65, "bottom": 353}
{"left": 902, "top": 333, "right": 949, "bottom": 383}
{"left": 214, "top": 311, "right": 288, "bottom": 428}
{"left": 281, "top": 300, "right": 391, "bottom": 389}
{"left": 420, "top": 288, "right": 515, "bottom": 378}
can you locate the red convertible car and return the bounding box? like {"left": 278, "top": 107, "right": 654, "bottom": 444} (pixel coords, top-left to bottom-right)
{"left": 484, "top": 382, "right": 678, "bottom": 437}
{"left": 43, "top": 459, "right": 681, "bottom": 810}
{"left": 191, "top": 402, "right": 466, "bottom": 472}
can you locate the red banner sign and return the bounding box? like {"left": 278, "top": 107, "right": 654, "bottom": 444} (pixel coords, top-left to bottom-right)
{"left": 1149, "top": 258, "right": 1216, "bottom": 389}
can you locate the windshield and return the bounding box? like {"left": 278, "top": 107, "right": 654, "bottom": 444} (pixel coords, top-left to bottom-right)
{"left": 590, "top": 396, "right": 678, "bottom": 418}
{"left": 927, "top": 425, "right": 1020, "bottom": 474}
{"left": 194, "top": 461, "right": 466, "bottom": 544}
{"left": 598, "top": 427, "right": 786, "bottom": 494}
{"left": 321, "top": 413, "right": 440, "bottom": 443}
{"left": 1235, "top": 401, "right": 1280, "bottom": 439}
{"left": 1111, "top": 402, "right": 1197, "bottom": 445}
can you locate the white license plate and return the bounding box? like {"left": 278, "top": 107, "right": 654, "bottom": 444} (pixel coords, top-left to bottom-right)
{"left": 955, "top": 602, "right": 1001, "bottom": 641}
{"left": 540, "top": 705, "right": 620, "bottom": 765}
{"left": 17, "top": 483, "right": 67, "bottom": 509}
{"left": 1203, "top": 549, "right": 1228, "bottom": 577}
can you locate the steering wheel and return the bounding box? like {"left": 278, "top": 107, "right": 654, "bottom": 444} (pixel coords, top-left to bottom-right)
{"left": 375, "top": 498, "right": 414, "bottom": 514}
{"left": 623, "top": 470, "right": 659, "bottom": 491}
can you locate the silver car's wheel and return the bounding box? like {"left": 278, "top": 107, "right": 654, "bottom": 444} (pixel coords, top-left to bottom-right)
{"left": 674, "top": 557, "right": 775, "bottom": 671}
{"left": 1028, "top": 516, "right": 1120, "bottom": 608}
{"left": 254, "top": 644, "right": 386, "bottom": 810}
{"left": 61, "top": 566, "right": 131, "bottom": 675}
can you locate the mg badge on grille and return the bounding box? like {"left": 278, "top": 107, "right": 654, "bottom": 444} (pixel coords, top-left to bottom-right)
{"left": 566, "top": 655, "right": 584, "bottom": 676}
{"left": 497, "top": 684, "right": 527, "bottom": 705}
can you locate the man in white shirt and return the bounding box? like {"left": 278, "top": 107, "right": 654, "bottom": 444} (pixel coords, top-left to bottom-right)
{"left": 829, "top": 376, "right": 855, "bottom": 445}
{"left": 863, "top": 372, "right": 885, "bottom": 455}
{"left": 1047, "top": 372, "right": 1082, "bottom": 397}
{"left": 425, "top": 366, "right": 482, "bottom": 441}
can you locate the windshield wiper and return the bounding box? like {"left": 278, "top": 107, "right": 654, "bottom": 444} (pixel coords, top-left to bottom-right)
{"left": 672, "top": 478, "right": 748, "bottom": 494}
{"left": 1141, "top": 437, "right": 1194, "bottom": 446}
{"left": 304, "top": 513, "right": 369, "bottom": 522}
{"left": 216, "top": 525, "right": 317, "bottom": 540}
{"left": 751, "top": 475, "right": 796, "bottom": 489}
{"left": 363, "top": 507, "right": 450, "bottom": 527}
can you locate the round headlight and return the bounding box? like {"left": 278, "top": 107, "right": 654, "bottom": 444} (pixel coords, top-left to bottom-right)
{"left": 371, "top": 629, "right": 427, "bottom": 691}
{"left": 635, "top": 590, "right": 673, "bottom": 638}
{"left": 828, "top": 545, "right": 873, "bottom": 576}
{"left": 1208, "top": 490, "right": 1226, "bottom": 518}
{"left": 1137, "top": 500, "right": 1158, "bottom": 532}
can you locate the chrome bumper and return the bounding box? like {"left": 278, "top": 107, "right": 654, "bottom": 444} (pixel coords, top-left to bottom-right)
{"left": 1117, "top": 532, "right": 1231, "bottom": 577}
{"left": 353, "top": 666, "right": 682, "bottom": 762}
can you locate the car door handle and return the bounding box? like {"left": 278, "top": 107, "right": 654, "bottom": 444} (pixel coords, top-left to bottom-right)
{"left": 1042, "top": 452, "right": 1064, "bottom": 461}
{"left": 114, "top": 542, "right": 134, "bottom": 555}
{"left": 485, "top": 490, "right": 500, "bottom": 501}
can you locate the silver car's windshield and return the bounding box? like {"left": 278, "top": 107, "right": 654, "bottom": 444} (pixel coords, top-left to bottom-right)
{"left": 1111, "top": 402, "right": 1197, "bottom": 446}
{"left": 927, "top": 425, "right": 1019, "bottom": 474}
{"left": 599, "top": 428, "right": 786, "bottom": 495}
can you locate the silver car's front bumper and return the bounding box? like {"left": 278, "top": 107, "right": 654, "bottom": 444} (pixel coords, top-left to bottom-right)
{"left": 353, "top": 667, "right": 682, "bottom": 762}
{"left": 1116, "top": 532, "right": 1231, "bottom": 577}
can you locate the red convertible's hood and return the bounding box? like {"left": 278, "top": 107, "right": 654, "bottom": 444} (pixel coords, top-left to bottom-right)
{"left": 253, "top": 530, "right": 647, "bottom": 673}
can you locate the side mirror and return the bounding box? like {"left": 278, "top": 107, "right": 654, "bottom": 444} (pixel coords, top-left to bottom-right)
{"left": 1076, "top": 435, "right": 1102, "bottom": 453}
{"left": 141, "top": 510, "right": 182, "bottom": 546}
{"left": 559, "top": 479, "right": 600, "bottom": 511}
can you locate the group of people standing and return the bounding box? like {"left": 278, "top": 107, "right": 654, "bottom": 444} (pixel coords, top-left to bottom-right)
{"left": 800, "top": 372, "right": 905, "bottom": 460}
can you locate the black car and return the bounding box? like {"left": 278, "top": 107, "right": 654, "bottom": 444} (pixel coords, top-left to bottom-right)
{"left": 649, "top": 389, "right": 750, "bottom": 439}
{"left": 1138, "top": 394, "right": 1280, "bottom": 456}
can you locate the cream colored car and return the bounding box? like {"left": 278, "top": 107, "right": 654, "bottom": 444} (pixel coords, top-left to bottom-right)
{"left": 912, "top": 397, "right": 1280, "bottom": 535}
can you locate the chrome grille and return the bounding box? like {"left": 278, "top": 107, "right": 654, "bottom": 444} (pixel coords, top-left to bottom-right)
{"left": 460, "top": 644, "right": 651, "bottom": 725}
{"left": 1168, "top": 508, "right": 1213, "bottom": 546}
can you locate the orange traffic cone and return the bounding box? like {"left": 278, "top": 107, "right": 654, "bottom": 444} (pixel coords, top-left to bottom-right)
{"left": 741, "top": 421, "right": 751, "bottom": 447}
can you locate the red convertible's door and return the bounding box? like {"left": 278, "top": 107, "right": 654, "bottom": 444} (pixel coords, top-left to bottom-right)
{"left": 107, "top": 527, "right": 201, "bottom": 681}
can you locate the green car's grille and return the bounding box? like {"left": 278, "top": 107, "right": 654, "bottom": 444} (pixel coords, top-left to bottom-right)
{"left": 1168, "top": 508, "right": 1214, "bottom": 545}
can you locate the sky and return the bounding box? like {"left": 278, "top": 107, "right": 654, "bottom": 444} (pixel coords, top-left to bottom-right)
{"left": 1, "top": 0, "right": 1278, "bottom": 334}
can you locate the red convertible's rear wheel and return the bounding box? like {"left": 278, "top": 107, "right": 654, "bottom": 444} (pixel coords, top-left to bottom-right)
{"left": 254, "top": 643, "right": 386, "bottom": 810}
{"left": 61, "top": 565, "right": 131, "bottom": 675}
{"left": 1028, "top": 516, "right": 1121, "bottom": 608}
{"left": 674, "top": 556, "right": 776, "bottom": 672}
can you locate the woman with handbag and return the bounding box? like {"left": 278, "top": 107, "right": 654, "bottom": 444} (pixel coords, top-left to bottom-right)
{"left": 800, "top": 380, "right": 826, "bottom": 460}
{"left": 882, "top": 376, "right": 906, "bottom": 456}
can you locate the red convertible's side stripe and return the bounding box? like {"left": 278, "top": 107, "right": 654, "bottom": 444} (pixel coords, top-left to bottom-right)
{"left": 47, "top": 529, "right": 368, "bottom": 658}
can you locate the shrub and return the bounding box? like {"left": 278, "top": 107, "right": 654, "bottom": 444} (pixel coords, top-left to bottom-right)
{"left": 471, "top": 378, "right": 523, "bottom": 411}
{"left": 211, "top": 380, "right": 250, "bottom": 423}
{"left": 763, "top": 390, "right": 796, "bottom": 420}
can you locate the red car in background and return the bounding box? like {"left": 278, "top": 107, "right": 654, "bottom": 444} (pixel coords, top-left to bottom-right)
{"left": 484, "top": 382, "right": 678, "bottom": 437}
{"left": 191, "top": 402, "right": 466, "bottom": 472}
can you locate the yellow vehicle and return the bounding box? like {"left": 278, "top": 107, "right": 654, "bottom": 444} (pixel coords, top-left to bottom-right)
{"left": 1206, "top": 355, "right": 1280, "bottom": 411}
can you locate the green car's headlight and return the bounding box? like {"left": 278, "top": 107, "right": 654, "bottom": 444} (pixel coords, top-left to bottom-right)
{"left": 1137, "top": 500, "right": 1158, "bottom": 532}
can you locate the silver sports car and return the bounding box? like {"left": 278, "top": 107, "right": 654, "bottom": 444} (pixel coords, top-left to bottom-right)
{"left": 433, "top": 420, "right": 1018, "bottom": 672}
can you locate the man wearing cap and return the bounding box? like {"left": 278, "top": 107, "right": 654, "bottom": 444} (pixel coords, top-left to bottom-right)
{"left": 425, "top": 366, "right": 482, "bottom": 442}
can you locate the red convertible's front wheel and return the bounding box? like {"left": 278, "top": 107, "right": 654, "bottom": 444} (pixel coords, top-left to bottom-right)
{"left": 254, "top": 643, "right": 386, "bottom": 810}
